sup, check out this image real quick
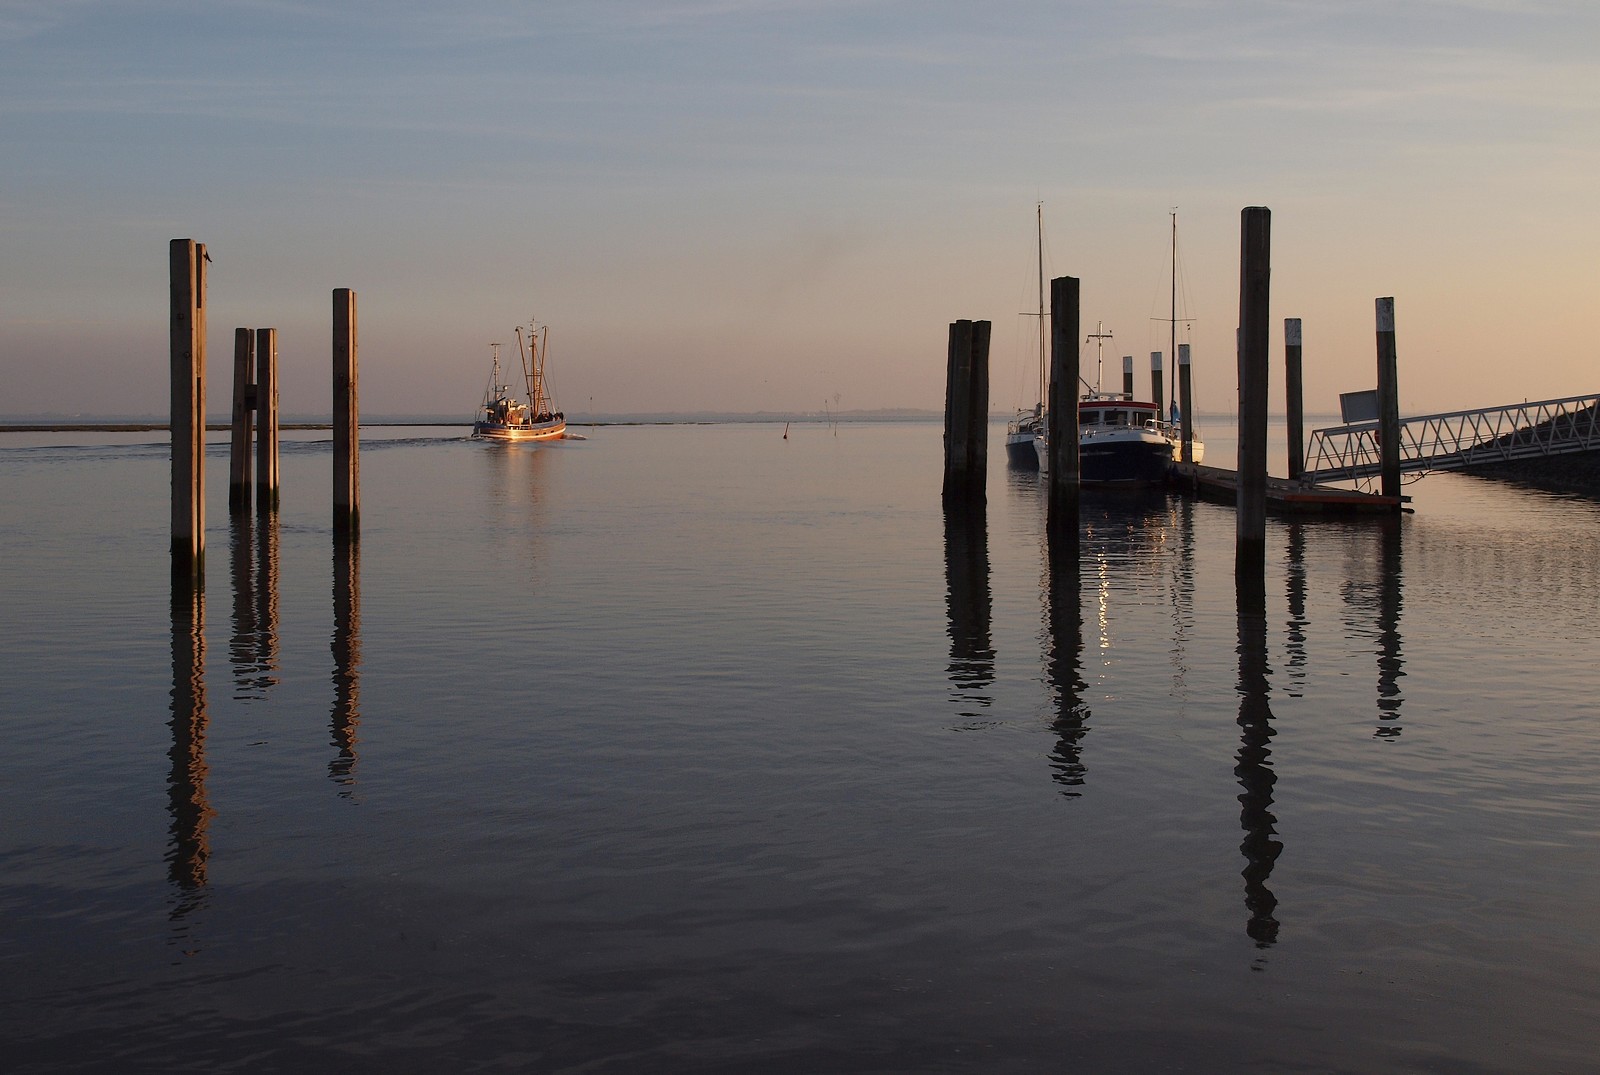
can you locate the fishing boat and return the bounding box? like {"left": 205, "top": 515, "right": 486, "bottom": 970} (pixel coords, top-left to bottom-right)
{"left": 1034, "top": 213, "right": 1204, "bottom": 483}
{"left": 1005, "top": 203, "right": 1049, "bottom": 468}
{"left": 1035, "top": 329, "right": 1179, "bottom": 485}
{"left": 471, "top": 317, "right": 565, "bottom": 443}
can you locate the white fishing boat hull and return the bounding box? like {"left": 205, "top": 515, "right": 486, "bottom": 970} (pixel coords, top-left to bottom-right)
{"left": 472, "top": 416, "right": 566, "bottom": 442}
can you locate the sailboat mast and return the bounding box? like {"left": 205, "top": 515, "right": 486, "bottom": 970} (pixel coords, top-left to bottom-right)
{"left": 1036, "top": 202, "right": 1046, "bottom": 412}
{"left": 1169, "top": 210, "right": 1177, "bottom": 422}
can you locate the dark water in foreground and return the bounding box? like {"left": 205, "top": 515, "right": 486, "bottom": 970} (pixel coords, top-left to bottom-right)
{"left": 3, "top": 420, "right": 1599, "bottom": 1073}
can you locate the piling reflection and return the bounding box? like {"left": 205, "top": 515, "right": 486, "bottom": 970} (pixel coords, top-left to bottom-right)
{"left": 1235, "top": 567, "right": 1281, "bottom": 947}
{"left": 168, "top": 575, "right": 213, "bottom": 915}
{"left": 1284, "top": 523, "right": 1308, "bottom": 697}
{"left": 1169, "top": 495, "right": 1196, "bottom": 696}
{"left": 227, "top": 513, "right": 280, "bottom": 700}
{"left": 943, "top": 502, "right": 994, "bottom": 724}
{"left": 1340, "top": 519, "right": 1406, "bottom": 738}
{"left": 330, "top": 531, "right": 362, "bottom": 792}
{"left": 1375, "top": 519, "right": 1405, "bottom": 738}
{"left": 1045, "top": 520, "right": 1089, "bottom": 795}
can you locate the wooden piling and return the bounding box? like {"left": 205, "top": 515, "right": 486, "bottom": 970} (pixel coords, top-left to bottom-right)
{"left": 942, "top": 319, "right": 990, "bottom": 504}
{"left": 1178, "top": 343, "right": 1195, "bottom": 463}
{"left": 170, "top": 239, "right": 207, "bottom": 579}
{"left": 1121, "top": 355, "right": 1134, "bottom": 399}
{"left": 229, "top": 328, "right": 254, "bottom": 513}
{"left": 255, "top": 328, "right": 279, "bottom": 512}
{"left": 1047, "top": 276, "right": 1081, "bottom": 528}
{"left": 1151, "top": 352, "right": 1165, "bottom": 417}
{"left": 1376, "top": 298, "right": 1401, "bottom": 502}
{"left": 1236, "top": 207, "right": 1271, "bottom": 572}
{"left": 333, "top": 289, "right": 360, "bottom": 535}
{"left": 1285, "top": 318, "right": 1304, "bottom": 481}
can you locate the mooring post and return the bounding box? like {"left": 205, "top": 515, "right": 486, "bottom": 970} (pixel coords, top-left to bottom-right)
{"left": 255, "top": 328, "right": 279, "bottom": 512}
{"left": 333, "top": 289, "right": 360, "bottom": 535}
{"left": 941, "top": 319, "right": 990, "bottom": 504}
{"left": 1237, "top": 207, "right": 1271, "bottom": 573}
{"left": 1047, "top": 276, "right": 1081, "bottom": 528}
{"left": 170, "top": 239, "right": 207, "bottom": 579}
{"left": 1376, "top": 298, "right": 1401, "bottom": 503}
{"left": 1121, "top": 355, "right": 1134, "bottom": 399}
{"left": 1285, "top": 318, "right": 1304, "bottom": 481}
{"left": 229, "top": 328, "right": 254, "bottom": 513}
{"left": 1151, "top": 352, "right": 1165, "bottom": 417}
{"left": 1178, "top": 344, "right": 1195, "bottom": 463}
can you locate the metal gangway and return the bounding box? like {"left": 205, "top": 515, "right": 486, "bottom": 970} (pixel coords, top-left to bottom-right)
{"left": 1303, "top": 393, "right": 1600, "bottom": 485}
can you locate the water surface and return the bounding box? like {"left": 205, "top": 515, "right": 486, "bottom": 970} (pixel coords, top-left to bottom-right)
{"left": 3, "top": 420, "right": 1598, "bottom": 1072}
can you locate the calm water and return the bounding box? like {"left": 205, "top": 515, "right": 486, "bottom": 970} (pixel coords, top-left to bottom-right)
{"left": 3, "top": 419, "right": 1599, "bottom": 1073}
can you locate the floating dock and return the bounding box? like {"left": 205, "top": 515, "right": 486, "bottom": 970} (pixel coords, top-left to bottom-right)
{"left": 1168, "top": 462, "right": 1405, "bottom": 515}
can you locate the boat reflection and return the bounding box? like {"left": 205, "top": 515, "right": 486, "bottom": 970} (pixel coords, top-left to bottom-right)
{"left": 330, "top": 532, "right": 362, "bottom": 793}
{"left": 167, "top": 575, "right": 213, "bottom": 918}
{"left": 943, "top": 502, "right": 995, "bottom": 725}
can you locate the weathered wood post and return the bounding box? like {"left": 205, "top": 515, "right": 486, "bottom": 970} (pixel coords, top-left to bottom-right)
{"left": 1375, "top": 297, "right": 1401, "bottom": 502}
{"left": 333, "top": 289, "right": 360, "bottom": 535}
{"left": 941, "top": 319, "right": 990, "bottom": 504}
{"left": 1237, "top": 207, "right": 1271, "bottom": 573}
{"left": 1151, "top": 352, "right": 1165, "bottom": 417}
{"left": 1285, "top": 318, "right": 1304, "bottom": 481}
{"left": 255, "top": 328, "right": 280, "bottom": 512}
{"left": 229, "top": 328, "right": 254, "bottom": 513}
{"left": 1121, "top": 355, "right": 1134, "bottom": 399}
{"left": 170, "top": 239, "right": 207, "bottom": 580}
{"left": 1178, "top": 343, "right": 1195, "bottom": 463}
{"left": 1046, "top": 276, "right": 1081, "bottom": 529}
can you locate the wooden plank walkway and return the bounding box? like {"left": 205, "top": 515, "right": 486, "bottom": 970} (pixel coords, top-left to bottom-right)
{"left": 1168, "top": 462, "right": 1405, "bottom": 515}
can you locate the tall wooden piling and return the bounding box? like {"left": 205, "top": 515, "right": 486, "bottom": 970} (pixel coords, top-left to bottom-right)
{"left": 1121, "top": 355, "right": 1134, "bottom": 399}
{"left": 1151, "top": 352, "right": 1165, "bottom": 417}
{"left": 1375, "top": 298, "right": 1401, "bottom": 502}
{"left": 229, "top": 328, "right": 254, "bottom": 513}
{"left": 1285, "top": 318, "right": 1304, "bottom": 481}
{"left": 1236, "top": 207, "right": 1271, "bottom": 572}
{"left": 170, "top": 239, "right": 207, "bottom": 579}
{"left": 255, "top": 328, "right": 279, "bottom": 511}
{"left": 1046, "top": 276, "right": 1081, "bottom": 529}
{"left": 942, "top": 319, "right": 990, "bottom": 504}
{"left": 333, "top": 289, "right": 360, "bottom": 535}
{"left": 1178, "top": 344, "right": 1195, "bottom": 463}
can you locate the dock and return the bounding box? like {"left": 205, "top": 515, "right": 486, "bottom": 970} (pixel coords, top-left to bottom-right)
{"left": 1168, "top": 462, "right": 1405, "bottom": 515}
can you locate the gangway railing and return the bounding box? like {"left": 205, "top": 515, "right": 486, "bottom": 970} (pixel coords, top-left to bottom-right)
{"left": 1303, "top": 393, "right": 1600, "bottom": 485}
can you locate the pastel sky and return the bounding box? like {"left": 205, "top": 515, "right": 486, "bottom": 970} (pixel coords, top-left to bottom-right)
{"left": 3, "top": 0, "right": 1597, "bottom": 418}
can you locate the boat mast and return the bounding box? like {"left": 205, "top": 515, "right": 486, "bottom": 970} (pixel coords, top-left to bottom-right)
{"left": 1036, "top": 202, "right": 1046, "bottom": 415}
{"left": 515, "top": 324, "right": 536, "bottom": 413}
{"left": 1169, "top": 210, "right": 1177, "bottom": 424}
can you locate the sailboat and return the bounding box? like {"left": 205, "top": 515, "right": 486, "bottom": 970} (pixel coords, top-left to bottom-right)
{"left": 1033, "top": 212, "right": 1204, "bottom": 481}
{"left": 471, "top": 316, "right": 566, "bottom": 442}
{"left": 1004, "top": 203, "right": 1049, "bottom": 468}
{"left": 1158, "top": 211, "right": 1204, "bottom": 467}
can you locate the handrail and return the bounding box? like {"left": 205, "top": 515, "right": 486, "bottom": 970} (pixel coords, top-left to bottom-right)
{"left": 1303, "top": 393, "right": 1600, "bottom": 484}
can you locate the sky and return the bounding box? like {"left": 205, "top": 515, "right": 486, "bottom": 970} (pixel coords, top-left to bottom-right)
{"left": 3, "top": 0, "right": 1598, "bottom": 419}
